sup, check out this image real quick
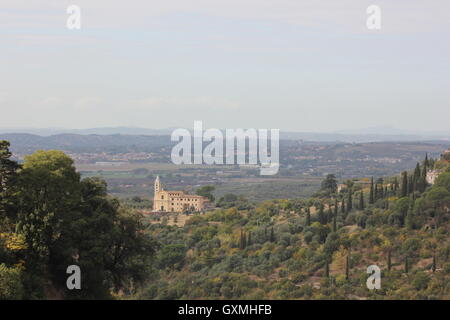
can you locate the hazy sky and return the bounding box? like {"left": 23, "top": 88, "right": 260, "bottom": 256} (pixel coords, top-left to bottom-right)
{"left": 1, "top": 0, "right": 449, "bottom": 132}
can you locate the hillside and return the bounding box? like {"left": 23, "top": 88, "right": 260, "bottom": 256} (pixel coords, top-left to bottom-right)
{"left": 139, "top": 155, "right": 450, "bottom": 300}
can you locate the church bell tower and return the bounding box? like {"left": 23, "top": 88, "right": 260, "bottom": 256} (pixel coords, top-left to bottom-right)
{"left": 154, "top": 176, "right": 162, "bottom": 198}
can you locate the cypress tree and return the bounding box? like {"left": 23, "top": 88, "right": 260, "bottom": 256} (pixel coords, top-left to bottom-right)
{"left": 374, "top": 184, "right": 378, "bottom": 201}
{"left": 318, "top": 203, "right": 326, "bottom": 225}
{"left": 405, "top": 203, "right": 415, "bottom": 230}
{"left": 387, "top": 250, "right": 392, "bottom": 271}
{"left": 369, "top": 177, "right": 374, "bottom": 204}
{"left": 414, "top": 163, "right": 421, "bottom": 181}
{"left": 333, "top": 199, "right": 338, "bottom": 231}
{"left": 247, "top": 231, "right": 252, "bottom": 246}
{"left": 239, "top": 230, "right": 244, "bottom": 249}
{"left": 327, "top": 206, "right": 333, "bottom": 224}
{"left": 333, "top": 211, "right": 337, "bottom": 232}
{"left": 325, "top": 260, "right": 330, "bottom": 278}
{"left": 305, "top": 207, "right": 311, "bottom": 226}
{"left": 270, "top": 227, "right": 275, "bottom": 242}
{"left": 345, "top": 255, "right": 350, "bottom": 280}
{"left": 359, "top": 192, "right": 364, "bottom": 210}
{"left": 424, "top": 153, "right": 429, "bottom": 170}
{"left": 401, "top": 171, "right": 408, "bottom": 197}
{"left": 432, "top": 254, "right": 436, "bottom": 273}
{"left": 341, "top": 199, "right": 346, "bottom": 217}
{"left": 347, "top": 189, "right": 353, "bottom": 212}
{"left": 408, "top": 175, "right": 414, "bottom": 195}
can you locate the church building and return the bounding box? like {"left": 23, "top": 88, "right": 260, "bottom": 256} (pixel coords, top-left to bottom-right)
{"left": 152, "top": 176, "right": 207, "bottom": 213}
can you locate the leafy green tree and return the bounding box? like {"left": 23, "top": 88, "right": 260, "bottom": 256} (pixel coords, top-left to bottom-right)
{"left": 320, "top": 174, "right": 338, "bottom": 196}
{"left": 196, "top": 185, "right": 216, "bottom": 202}
{"left": 424, "top": 186, "right": 450, "bottom": 228}
{"left": 15, "top": 150, "right": 81, "bottom": 294}
{"left": 0, "top": 141, "right": 20, "bottom": 222}
{"left": 393, "top": 197, "right": 410, "bottom": 227}
{"left": 324, "top": 232, "right": 339, "bottom": 256}
{"left": 12, "top": 150, "right": 156, "bottom": 298}
{"left": 435, "top": 172, "right": 450, "bottom": 192}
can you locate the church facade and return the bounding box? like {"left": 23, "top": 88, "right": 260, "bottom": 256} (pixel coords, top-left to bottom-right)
{"left": 152, "top": 176, "right": 207, "bottom": 213}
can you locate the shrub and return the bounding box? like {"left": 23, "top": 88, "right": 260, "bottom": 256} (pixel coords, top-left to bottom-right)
{"left": 0, "top": 264, "right": 24, "bottom": 300}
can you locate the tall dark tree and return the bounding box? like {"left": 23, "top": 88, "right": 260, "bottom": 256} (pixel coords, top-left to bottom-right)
{"left": 347, "top": 189, "right": 353, "bottom": 212}
{"left": 327, "top": 206, "right": 333, "bottom": 224}
{"left": 270, "top": 227, "right": 275, "bottom": 243}
{"left": 369, "top": 177, "right": 374, "bottom": 204}
{"left": 239, "top": 230, "right": 246, "bottom": 249}
{"left": 0, "top": 140, "right": 20, "bottom": 222}
{"left": 359, "top": 192, "right": 365, "bottom": 210}
{"left": 333, "top": 199, "right": 338, "bottom": 231}
{"left": 424, "top": 153, "right": 429, "bottom": 171}
{"left": 305, "top": 207, "right": 311, "bottom": 226}
{"left": 345, "top": 255, "right": 350, "bottom": 280}
{"left": 400, "top": 171, "right": 408, "bottom": 197}
{"left": 393, "top": 177, "right": 399, "bottom": 193}
{"left": 374, "top": 184, "right": 379, "bottom": 201}
{"left": 333, "top": 212, "right": 337, "bottom": 232}
{"left": 414, "top": 163, "right": 421, "bottom": 181}
{"left": 318, "top": 203, "right": 327, "bottom": 225}
{"left": 432, "top": 254, "right": 436, "bottom": 273}
{"left": 408, "top": 175, "right": 414, "bottom": 195}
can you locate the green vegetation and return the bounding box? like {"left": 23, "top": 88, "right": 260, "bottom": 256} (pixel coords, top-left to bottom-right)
{"left": 196, "top": 185, "right": 216, "bottom": 202}
{"left": 0, "top": 141, "right": 156, "bottom": 299}
{"left": 137, "top": 155, "right": 450, "bottom": 300}
{"left": 1, "top": 138, "right": 450, "bottom": 300}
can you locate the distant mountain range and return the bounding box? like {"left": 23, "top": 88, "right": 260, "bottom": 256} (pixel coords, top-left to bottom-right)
{"left": 0, "top": 133, "right": 172, "bottom": 154}
{"left": 0, "top": 127, "right": 174, "bottom": 136}
{"left": 0, "top": 127, "right": 449, "bottom": 151}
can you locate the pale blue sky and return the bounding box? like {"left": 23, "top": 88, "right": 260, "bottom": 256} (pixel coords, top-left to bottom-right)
{"left": 1, "top": 0, "right": 449, "bottom": 132}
